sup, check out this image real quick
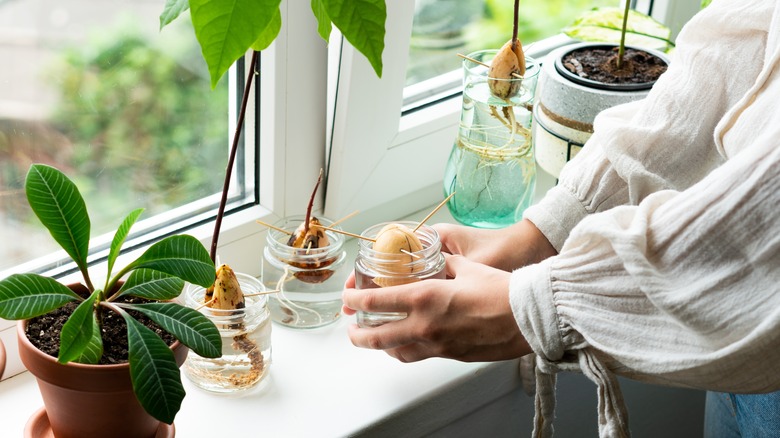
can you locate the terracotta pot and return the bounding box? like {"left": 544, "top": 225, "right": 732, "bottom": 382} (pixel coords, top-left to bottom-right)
{"left": 18, "top": 298, "right": 188, "bottom": 438}
{"left": 533, "top": 42, "right": 670, "bottom": 178}
{"left": 0, "top": 335, "right": 6, "bottom": 380}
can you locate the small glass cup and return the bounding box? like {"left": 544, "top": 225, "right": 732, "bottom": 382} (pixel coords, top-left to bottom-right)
{"left": 183, "top": 273, "right": 272, "bottom": 393}
{"left": 354, "top": 222, "right": 446, "bottom": 328}
{"left": 262, "top": 215, "right": 349, "bottom": 329}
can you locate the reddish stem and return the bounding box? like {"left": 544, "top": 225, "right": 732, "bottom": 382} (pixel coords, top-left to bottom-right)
{"left": 210, "top": 50, "right": 259, "bottom": 263}
{"left": 303, "top": 169, "right": 323, "bottom": 235}
{"left": 512, "top": 0, "right": 520, "bottom": 43}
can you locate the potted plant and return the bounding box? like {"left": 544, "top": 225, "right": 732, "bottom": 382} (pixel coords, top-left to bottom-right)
{"left": 533, "top": 2, "right": 673, "bottom": 178}
{"left": 0, "top": 164, "right": 221, "bottom": 437}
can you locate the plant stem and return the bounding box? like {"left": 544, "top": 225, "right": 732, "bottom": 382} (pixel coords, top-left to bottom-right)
{"left": 210, "top": 50, "right": 259, "bottom": 263}
{"left": 618, "top": 0, "right": 630, "bottom": 69}
{"left": 512, "top": 0, "right": 520, "bottom": 43}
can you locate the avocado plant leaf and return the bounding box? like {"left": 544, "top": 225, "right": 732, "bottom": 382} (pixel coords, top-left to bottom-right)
{"left": 25, "top": 164, "right": 91, "bottom": 274}
{"left": 124, "top": 235, "right": 215, "bottom": 288}
{"left": 58, "top": 289, "right": 100, "bottom": 364}
{"left": 117, "top": 269, "right": 185, "bottom": 301}
{"left": 0, "top": 274, "right": 80, "bottom": 320}
{"left": 563, "top": 7, "right": 674, "bottom": 51}
{"left": 189, "top": 0, "right": 283, "bottom": 88}
{"left": 123, "top": 312, "right": 185, "bottom": 425}
{"left": 122, "top": 302, "right": 222, "bottom": 358}
{"left": 321, "top": 0, "right": 386, "bottom": 77}
{"left": 159, "top": 0, "right": 190, "bottom": 30}
{"left": 251, "top": 6, "right": 282, "bottom": 51}
{"left": 107, "top": 208, "right": 144, "bottom": 283}
{"left": 311, "top": 0, "right": 333, "bottom": 42}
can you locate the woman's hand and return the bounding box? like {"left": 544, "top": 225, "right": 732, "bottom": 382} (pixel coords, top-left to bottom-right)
{"left": 342, "top": 254, "right": 532, "bottom": 363}
{"left": 433, "top": 219, "right": 557, "bottom": 271}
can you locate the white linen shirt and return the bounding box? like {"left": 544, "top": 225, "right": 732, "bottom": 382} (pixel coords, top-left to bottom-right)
{"left": 514, "top": 0, "right": 780, "bottom": 436}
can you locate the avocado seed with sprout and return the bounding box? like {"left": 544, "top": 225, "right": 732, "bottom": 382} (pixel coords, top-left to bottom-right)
{"left": 488, "top": 39, "right": 526, "bottom": 99}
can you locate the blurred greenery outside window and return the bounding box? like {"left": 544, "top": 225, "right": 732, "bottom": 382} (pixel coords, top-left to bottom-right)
{"left": 406, "top": 0, "right": 617, "bottom": 88}
{"left": 0, "top": 1, "right": 231, "bottom": 273}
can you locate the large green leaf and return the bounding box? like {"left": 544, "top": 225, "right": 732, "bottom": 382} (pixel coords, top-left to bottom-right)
{"left": 25, "top": 164, "right": 91, "bottom": 272}
{"left": 563, "top": 7, "right": 674, "bottom": 51}
{"left": 122, "top": 302, "right": 221, "bottom": 358}
{"left": 107, "top": 208, "right": 144, "bottom": 283}
{"left": 0, "top": 274, "right": 80, "bottom": 320}
{"left": 123, "top": 313, "right": 185, "bottom": 425}
{"left": 58, "top": 289, "right": 100, "bottom": 364}
{"left": 322, "top": 0, "right": 386, "bottom": 78}
{"left": 117, "top": 269, "right": 185, "bottom": 301}
{"left": 311, "top": 0, "right": 333, "bottom": 42}
{"left": 189, "top": 0, "right": 282, "bottom": 88}
{"left": 159, "top": 0, "right": 190, "bottom": 30}
{"left": 125, "top": 235, "right": 214, "bottom": 288}
{"left": 251, "top": 6, "right": 282, "bottom": 51}
{"left": 74, "top": 314, "right": 104, "bottom": 365}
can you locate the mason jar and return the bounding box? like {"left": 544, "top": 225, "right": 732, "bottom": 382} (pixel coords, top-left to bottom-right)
{"left": 354, "top": 221, "right": 446, "bottom": 328}
{"left": 183, "top": 272, "right": 272, "bottom": 394}
{"left": 262, "top": 215, "right": 349, "bottom": 329}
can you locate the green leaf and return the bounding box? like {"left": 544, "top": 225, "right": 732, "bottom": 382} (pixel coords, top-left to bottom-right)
{"left": 311, "top": 0, "right": 333, "bottom": 42}
{"left": 322, "top": 0, "right": 386, "bottom": 77}
{"left": 118, "top": 269, "right": 185, "bottom": 301}
{"left": 122, "top": 302, "right": 221, "bottom": 358}
{"left": 189, "top": 0, "right": 282, "bottom": 88}
{"left": 74, "top": 314, "right": 103, "bottom": 365}
{"left": 107, "top": 208, "right": 144, "bottom": 282}
{"left": 159, "top": 0, "right": 190, "bottom": 30}
{"left": 58, "top": 289, "right": 100, "bottom": 363}
{"left": 25, "top": 164, "right": 91, "bottom": 273}
{"left": 0, "top": 274, "right": 80, "bottom": 320}
{"left": 126, "top": 235, "right": 214, "bottom": 288}
{"left": 563, "top": 7, "right": 674, "bottom": 51}
{"left": 251, "top": 7, "right": 282, "bottom": 51}
{"left": 123, "top": 313, "right": 185, "bottom": 425}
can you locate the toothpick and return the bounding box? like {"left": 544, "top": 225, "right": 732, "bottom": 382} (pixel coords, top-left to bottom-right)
{"left": 256, "top": 219, "right": 293, "bottom": 235}
{"left": 457, "top": 53, "right": 524, "bottom": 79}
{"left": 244, "top": 290, "right": 280, "bottom": 297}
{"left": 413, "top": 192, "right": 456, "bottom": 233}
{"left": 331, "top": 210, "right": 360, "bottom": 228}
{"left": 319, "top": 225, "right": 376, "bottom": 243}
{"left": 195, "top": 296, "right": 216, "bottom": 311}
{"left": 400, "top": 249, "right": 422, "bottom": 259}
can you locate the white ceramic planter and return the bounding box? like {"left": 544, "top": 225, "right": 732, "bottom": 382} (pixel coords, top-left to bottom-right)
{"left": 533, "top": 43, "right": 669, "bottom": 178}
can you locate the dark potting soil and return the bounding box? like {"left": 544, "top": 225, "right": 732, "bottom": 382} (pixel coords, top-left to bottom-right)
{"left": 562, "top": 47, "right": 668, "bottom": 85}
{"left": 26, "top": 295, "right": 175, "bottom": 365}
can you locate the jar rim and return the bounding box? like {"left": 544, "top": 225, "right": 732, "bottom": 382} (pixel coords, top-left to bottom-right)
{"left": 463, "top": 49, "right": 540, "bottom": 81}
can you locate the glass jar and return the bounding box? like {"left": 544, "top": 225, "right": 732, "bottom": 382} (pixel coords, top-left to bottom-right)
{"left": 443, "top": 49, "right": 540, "bottom": 229}
{"left": 354, "top": 222, "right": 446, "bottom": 328}
{"left": 183, "top": 272, "right": 272, "bottom": 394}
{"left": 262, "top": 215, "right": 349, "bottom": 329}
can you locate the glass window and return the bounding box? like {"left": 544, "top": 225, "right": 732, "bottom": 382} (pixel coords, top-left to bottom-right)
{"left": 406, "top": 0, "right": 616, "bottom": 87}
{"left": 0, "top": 1, "right": 238, "bottom": 273}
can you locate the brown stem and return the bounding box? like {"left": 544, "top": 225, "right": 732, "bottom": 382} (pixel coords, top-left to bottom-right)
{"left": 512, "top": 0, "right": 520, "bottom": 43}
{"left": 618, "top": 0, "right": 630, "bottom": 69}
{"left": 303, "top": 169, "right": 323, "bottom": 236}
{"left": 210, "top": 50, "right": 259, "bottom": 263}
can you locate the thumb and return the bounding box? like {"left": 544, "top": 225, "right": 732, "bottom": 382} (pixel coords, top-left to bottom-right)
{"left": 443, "top": 253, "right": 474, "bottom": 278}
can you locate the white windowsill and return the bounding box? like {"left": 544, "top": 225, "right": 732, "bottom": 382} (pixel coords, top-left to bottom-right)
{"left": 0, "top": 169, "right": 558, "bottom": 436}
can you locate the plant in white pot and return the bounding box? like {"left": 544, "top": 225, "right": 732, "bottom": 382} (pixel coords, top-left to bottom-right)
{"left": 533, "top": 2, "right": 673, "bottom": 178}
{"left": 0, "top": 164, "right": 221, "bottom": 437}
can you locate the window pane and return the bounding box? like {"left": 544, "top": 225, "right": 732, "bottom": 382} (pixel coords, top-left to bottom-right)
{"left": 0, "top": 1, "right": 231, "bottom": 272}
{"left": 407, "top": 0, "right": 615, "bottom": 86}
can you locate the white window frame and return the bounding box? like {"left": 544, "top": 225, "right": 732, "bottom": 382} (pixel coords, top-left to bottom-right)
{"left": 323, "top": 0, "right": 699, "bottom": 234}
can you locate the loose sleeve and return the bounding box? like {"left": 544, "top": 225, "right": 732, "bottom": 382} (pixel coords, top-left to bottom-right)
{"left": 512, "top": 133, "right": 780, "bottom": 393}
{"left": 524, "top": 0, "right": 771, "bottom": 251}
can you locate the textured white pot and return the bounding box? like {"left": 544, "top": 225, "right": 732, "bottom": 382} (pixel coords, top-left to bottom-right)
{"left": 533, "top": 43, "right": 669, "bottom": 178}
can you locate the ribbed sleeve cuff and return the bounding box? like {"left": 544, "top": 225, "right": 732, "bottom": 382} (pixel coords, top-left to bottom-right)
{"left": 509, "top": 260, "right": 565, "bottom": 362}
{"left": 523, "top": 184, "right": 588, "bottom": 252}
